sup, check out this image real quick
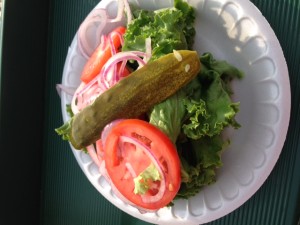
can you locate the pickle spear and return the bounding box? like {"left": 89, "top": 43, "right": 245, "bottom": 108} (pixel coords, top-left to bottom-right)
{"left": 58, "top": 50, "right": 201, "bottom": 150}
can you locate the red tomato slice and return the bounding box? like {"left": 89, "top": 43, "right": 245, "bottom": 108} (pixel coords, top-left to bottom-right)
{"left": 80, "top": 26, "right": 126, "bottom": 83}
{"left": 104, "top": 119, "right": 181, "bottom": 210}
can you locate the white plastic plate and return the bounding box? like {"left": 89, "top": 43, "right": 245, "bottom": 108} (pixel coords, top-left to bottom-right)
{"left": 60, "top": 0, "right": 291, "bottom": 224}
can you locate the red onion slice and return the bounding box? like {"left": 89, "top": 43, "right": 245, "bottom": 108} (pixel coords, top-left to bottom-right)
{"left": 71, "top": 82, "right": 86, "bottom": 114}
{"left": 86, "top": 144, "right": 102, "bottom": 168}
{"left": 70, "top": 50, "right": 150, "bottom": 114}
{"left": 71, "top": 81, "right": 104, "bottom": 114}
{"left": 100, "top": 51, "right": 148, "bottom": 89}
{"left": 101, "top": 119, "right": 124, "bottom": 146}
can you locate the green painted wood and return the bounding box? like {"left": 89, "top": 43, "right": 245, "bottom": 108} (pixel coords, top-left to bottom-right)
{"left": 0, "top": 0, "right": 48, "bottom": 224}
{"left": 40, "top": 0, "right": 300, "bottom": 224}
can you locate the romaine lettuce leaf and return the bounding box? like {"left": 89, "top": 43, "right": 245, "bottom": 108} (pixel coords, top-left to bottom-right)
{"left": 182, "top": 53, "right": 243, "bottom": 139}
{"left": 149, "top": 90, "right": 186, "bottom": 143}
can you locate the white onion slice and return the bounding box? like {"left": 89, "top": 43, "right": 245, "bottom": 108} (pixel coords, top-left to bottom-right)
{"left": 77, "top": 9, "right": 108, "bottom": 59}
{"left": 144, "top": 37, "right": 152, "bottom": 63}
{"left": 77, "top": 0, "right": 130, "bottom": 59}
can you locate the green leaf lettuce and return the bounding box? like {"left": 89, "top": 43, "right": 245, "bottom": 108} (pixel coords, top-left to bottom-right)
{"left": 149, "top": 53, "right": 243, "bottom": 199}
{"left": 122, "top": 0, "right": 195, "bottom": 60}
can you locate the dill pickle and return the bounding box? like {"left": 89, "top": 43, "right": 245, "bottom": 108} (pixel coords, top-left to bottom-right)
{"left": 70, "top": 50, "right": 200, "bottom": 149}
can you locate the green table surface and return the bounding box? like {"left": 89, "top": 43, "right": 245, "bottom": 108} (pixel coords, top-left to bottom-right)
{"left": 1, "top": 0, "right": 300, "bottom": 225}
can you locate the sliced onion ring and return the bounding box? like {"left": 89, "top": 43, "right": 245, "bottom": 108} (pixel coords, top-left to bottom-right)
{"left": 100, "top": 51, "right": 149, "bottom": 89}
{"left": 86, "top": 144, "right": 102, "bottom": 168}
{"left": 77, "top": 0, "right": 130, "bottom": 59}
{"left": 101, "top": 119, "right": 124, "bottom": 146}
{"left": 77, "top": 9, "right": 108, "bottom": 59}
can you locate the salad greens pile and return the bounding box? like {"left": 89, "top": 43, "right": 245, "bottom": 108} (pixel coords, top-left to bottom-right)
{"left": 123, "top": 0, "right": 244, "bottom": 199}
{"left": 122, "top": 0, "right": 195, "bottom": 59}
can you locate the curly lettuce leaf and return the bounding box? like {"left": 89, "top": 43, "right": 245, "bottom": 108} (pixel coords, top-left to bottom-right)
{"left": 55, "top": 104, "right": 74, "bottom": 141}
{"left": 200, "top": 52, "right": 244, "bottom": 94}
{"left": 174, "top": 0, "right": 195, "bottom": 50}
{"left": 182, "top": 53, "right": 243, "bottom": 139}
{"left": 150, "top": 53, "right": 243, "bottom": 142}
{"left": 122, "top": 0, "right": 195, "bottom": 60}
{"left": 182, "top": 97, "right": 240, "bottom": 139}
{"left": 55, "top": 118, "right": 73, "bottom": 141}
{"left": 148, "top": 53, "right": 243, "bottom": 199}
{"left": 176, "top": 135, "right": 229, "bottom": 199}
{"left": 55, "top": 104, "right": 89, "bottom": 153}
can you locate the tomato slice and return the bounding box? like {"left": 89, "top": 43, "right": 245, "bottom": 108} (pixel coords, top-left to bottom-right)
{"left": 104, "top": 119, "right": 181, "bottom": 210}
{"left": 80, "top": 26, "right": 126, "bottom": 83}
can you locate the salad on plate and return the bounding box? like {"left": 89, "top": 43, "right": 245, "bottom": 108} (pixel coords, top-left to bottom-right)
{"left": 56, "top": 0, "right": 244, "bottom": 212}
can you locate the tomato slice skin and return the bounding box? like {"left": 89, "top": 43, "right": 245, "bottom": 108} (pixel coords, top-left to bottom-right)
{"left": 104, "top": 119, "right": 181, "bottom": 210}
{"left": 80, "top": 26, "right": 126, "bottom": 83}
